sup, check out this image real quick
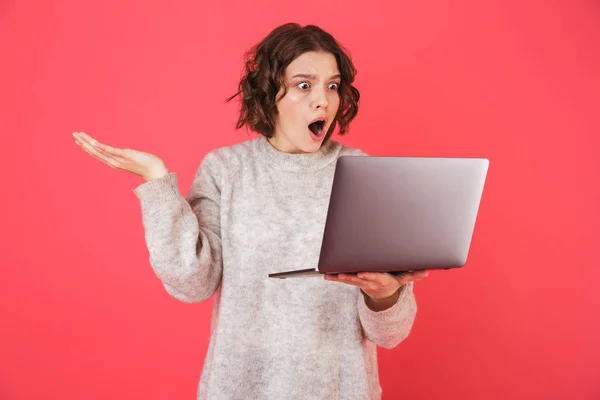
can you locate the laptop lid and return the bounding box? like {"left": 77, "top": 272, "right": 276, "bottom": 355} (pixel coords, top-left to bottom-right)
{"left": 316, "top": 156, "right": 489, "bottom": 274}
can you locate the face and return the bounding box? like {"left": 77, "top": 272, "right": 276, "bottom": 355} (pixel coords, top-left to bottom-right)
{"left": 269, "top": 51, "right": 341, "bottom": 154}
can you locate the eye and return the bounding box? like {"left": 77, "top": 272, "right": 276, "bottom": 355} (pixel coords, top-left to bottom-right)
{"left": 297, "top": 82, "right": 310, "bottom": 90}
{"left": 329, "top": 82, "right": 340, "bottom": 91}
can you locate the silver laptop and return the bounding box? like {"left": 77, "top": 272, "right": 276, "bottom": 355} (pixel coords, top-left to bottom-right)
{"left": 268, "top": 155, "right": 489, "bottom": 279}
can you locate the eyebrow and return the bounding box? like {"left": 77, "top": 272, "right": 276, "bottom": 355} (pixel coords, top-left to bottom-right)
{"left": 290, "top": 73, "right": 341, "bottom": 80}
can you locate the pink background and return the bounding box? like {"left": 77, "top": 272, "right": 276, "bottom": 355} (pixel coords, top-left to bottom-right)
{"left": 1, "top": 0, "right": 599, "bottom": 399}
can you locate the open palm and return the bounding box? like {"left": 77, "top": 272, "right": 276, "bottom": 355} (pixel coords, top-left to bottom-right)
{"left": 73, "top": 132, "right": 168, "bottom": 181}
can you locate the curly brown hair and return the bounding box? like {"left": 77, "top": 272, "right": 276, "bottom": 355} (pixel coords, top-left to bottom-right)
{"left": 227, "top": 23, "right": 360, "bottom": 141}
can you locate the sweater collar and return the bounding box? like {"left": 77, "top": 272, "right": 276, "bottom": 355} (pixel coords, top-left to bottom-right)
{"left": 255, "top": 135, "right": 342, "bottom": 172}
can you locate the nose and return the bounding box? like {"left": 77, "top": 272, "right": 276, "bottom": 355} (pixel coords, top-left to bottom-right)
{"left": 312, "top": 86, "right": 329, "bottom": 109}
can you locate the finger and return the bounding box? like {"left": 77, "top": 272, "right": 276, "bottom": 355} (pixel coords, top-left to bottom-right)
{"left": 356, "top": 272, "right": 388, "bottom": 284}
{"left": 74, "top": 132, "right": 127, "bottom": 159}
{"left": 339, "top": 281, "right": 370, "bottom": 291}
{"left": 328, "top": 277, "right": 370, "bottom": 291}
{"left": 94, "top": 141, "right": 129, "bottom": 159}
{"left": 332, "top": 274, "right": 376, "bottom": 291}
{"left": 74, "top": 131, "right": 100, "bottom": 147}
{"left": 74, "top": 132, "right": 103, "bottom": 153}
{"left": 75, "top": 135, "right": 122, "bottom": 169}
{"left": 407, "top": 270, "right": 429, "bottom": 280}
{"left": 393, "top": 270, "right": 429, "bottom": 285}
{"left": 78, "top": 142, "right": 120, "bottom": 169}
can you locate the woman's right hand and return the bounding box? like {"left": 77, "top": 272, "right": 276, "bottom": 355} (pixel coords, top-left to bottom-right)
{"left": 73, "top": 132, "right": 169, "bottom": 182}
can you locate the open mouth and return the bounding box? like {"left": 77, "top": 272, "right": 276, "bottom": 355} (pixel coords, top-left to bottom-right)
{"left": 308, "top": 119, "right": 326, "bottom": 137}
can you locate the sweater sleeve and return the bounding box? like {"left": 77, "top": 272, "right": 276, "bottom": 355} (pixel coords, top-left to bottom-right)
{"left": 357, "top": 282, "right": 417, "bottom": 349}
{"left": 132, "top": 151, "right": 223, "bottom": 303}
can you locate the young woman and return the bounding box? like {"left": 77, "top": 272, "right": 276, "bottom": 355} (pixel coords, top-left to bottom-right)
{"left": 73, "top": 23, "right": 428, "bottom": 400}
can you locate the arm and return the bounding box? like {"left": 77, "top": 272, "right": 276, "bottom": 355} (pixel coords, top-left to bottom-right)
{"left": 326, "top": 270, "right": 424, "bottom": 348}
{"left": 357, "top": 282, "right": 417, "bottom": 349}
{"left": 133, "top": 152, "right": 223, "bottom": 303}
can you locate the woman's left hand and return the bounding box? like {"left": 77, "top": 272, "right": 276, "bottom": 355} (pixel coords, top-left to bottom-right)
{"left": 324, "top": 270, "right": 429, "bottom": 301}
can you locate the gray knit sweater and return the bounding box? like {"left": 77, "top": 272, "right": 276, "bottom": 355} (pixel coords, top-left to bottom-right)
{"left": 133, "top": 136, "right": 417, "bottom": 400}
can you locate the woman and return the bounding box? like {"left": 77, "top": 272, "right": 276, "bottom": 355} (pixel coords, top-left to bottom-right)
{"left": 73, "top": 22, "right": 428, "bottom": 400}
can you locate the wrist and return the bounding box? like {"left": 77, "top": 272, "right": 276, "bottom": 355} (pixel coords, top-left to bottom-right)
{"left": 367, "top": 287, "right": 402, "bottom": 302}
{"left": 144, "top": 167, "right": 169, "bottom": 181}
{"left": 362, "top": 288, "right": 401, "bottom": 312}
